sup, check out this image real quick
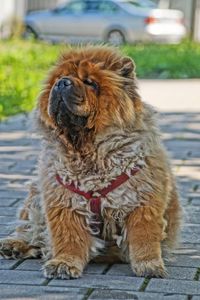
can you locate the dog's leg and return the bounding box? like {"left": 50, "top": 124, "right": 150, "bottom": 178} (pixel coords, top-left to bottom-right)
{"left": 43, "top": 206, "right": 92, "bottom": 279}
{"left": 126, "top": 206, "right": 167, "bottom": 277}
{"left": 0, "top": 182, "right": 42, "bottom": 259}
{"left": 163, "top": 187, "right": 181, "bottom": 252}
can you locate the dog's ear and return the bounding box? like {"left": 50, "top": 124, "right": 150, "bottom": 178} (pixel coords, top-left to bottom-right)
{"left": 120, "top": 57, "right": 135, "bottom": 77}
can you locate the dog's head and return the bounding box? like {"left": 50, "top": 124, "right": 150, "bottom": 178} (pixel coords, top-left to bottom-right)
{"left": 38, "top": 46, "right": 142, "bottom": 148}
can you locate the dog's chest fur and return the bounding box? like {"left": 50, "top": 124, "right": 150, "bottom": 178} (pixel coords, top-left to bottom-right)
{"left": 39, "top": 129, "right": 155, "bottom": 248}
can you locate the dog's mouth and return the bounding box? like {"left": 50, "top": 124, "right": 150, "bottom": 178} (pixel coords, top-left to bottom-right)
{"left": 56, "top": 100, "right": 88, "bottom": 128}
{"left": 53, "top": 100, "right": 93, "bottom": 148}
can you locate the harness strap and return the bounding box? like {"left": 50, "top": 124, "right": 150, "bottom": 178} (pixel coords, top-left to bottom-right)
{"left": 56, "top": 166, "right": 140, "bottom": 216}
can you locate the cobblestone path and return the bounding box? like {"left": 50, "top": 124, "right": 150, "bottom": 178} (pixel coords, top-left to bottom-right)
{"left": 0, "top": 112, "right": 200, "bottom": 299}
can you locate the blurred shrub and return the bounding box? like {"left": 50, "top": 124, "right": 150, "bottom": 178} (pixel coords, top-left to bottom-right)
{"left": 123, "top": 40, "right": 200, "bottom": 79}
{"left": 0, "top": 39, "right": 200, "bottom": 119}
{"left": 0, "top": 40, "right": 62, "bottom": 120}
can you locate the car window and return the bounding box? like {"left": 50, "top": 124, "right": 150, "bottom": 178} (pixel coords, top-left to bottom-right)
{"left": 120, "top": 0, "right": 156, "bottom": 8}
{"left": 53, "top": 1, "right": 86, "bottom": 14}
{"left": 67, "top": 1, "right": 86, "bottom": 13}
{"left": 85, "top": 1, "right": 99, "bottom": 12}
{"left": 99, "top": 2, "right": 119, "bottom": 13}
{"left": 83, "top": 1, "right": 119, "bottom": 13}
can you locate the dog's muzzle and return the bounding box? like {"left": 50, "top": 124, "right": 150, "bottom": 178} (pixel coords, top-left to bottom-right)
{"left": 48, "top": 77, "right": 88, "bottom": 128}
{"left": 55, "top": 77, "right": 84, "bottom": 107}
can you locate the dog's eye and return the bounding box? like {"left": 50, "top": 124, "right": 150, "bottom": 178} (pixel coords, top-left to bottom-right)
{"left": 83, "top": 78, "right": 98, "bottom": 91}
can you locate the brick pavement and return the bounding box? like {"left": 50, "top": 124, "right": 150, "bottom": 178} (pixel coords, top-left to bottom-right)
{"left": 0, "top": 112, "right": 200, "bottom": 299}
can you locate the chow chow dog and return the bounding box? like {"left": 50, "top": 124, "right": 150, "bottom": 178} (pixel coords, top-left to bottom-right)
{"left": 0, "top": 46, "right": 181, "bottom": 279}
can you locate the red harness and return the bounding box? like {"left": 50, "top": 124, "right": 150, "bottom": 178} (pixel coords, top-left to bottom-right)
{"left": 56, "top": 166, "right": 140, "bottom": 217}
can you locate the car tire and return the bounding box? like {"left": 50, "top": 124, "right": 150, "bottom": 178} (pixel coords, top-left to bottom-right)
{"left": 106, "top": 30, "right": 125, "bottom": 45}
{"left": 23, "top": 26, "right": 38, "bottom": 40}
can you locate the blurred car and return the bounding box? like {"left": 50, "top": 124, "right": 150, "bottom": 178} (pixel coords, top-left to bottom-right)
{"left": 23, "top": 0, "right": 186, "bottom": 45}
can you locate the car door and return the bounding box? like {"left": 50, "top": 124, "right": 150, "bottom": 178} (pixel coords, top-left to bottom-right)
{"left": 72, "top": 0, "right": 125, "bottom": 41}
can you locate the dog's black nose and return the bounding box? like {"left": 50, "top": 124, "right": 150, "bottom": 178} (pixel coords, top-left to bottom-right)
{"left": 56, "top": 77, "right": 72, "bottom": 90}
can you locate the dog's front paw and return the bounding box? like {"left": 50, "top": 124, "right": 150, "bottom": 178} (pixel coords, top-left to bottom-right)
{"left": 43, "top": 257, "right": 84, "bottom": 279}
{"left": 0, "top": 238, "right": 41, "bottom": 259}
{"left": 131, "top": 258, "right": 167, "bottom": 278}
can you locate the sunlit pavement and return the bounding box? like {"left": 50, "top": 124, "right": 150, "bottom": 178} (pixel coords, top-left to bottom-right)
{"left": 139, "top": 79, "right": 200, "bottom": 112}
{"left": 0, "top": 81, "right": 200, "bottom": 299}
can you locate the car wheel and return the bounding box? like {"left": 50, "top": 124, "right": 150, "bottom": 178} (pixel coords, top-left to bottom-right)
{"left": 23, "top": 26, "right": 37, "bottom": 40}
{"left": 107, "top": 30, "right": 125, "bottom": 45}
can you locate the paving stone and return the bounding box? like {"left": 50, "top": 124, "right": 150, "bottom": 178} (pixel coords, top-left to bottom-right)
{"left": 182, "top": 231, "right": 200, "bottom": 244}
{"left": 0, "top": 173, "right": 35, "bottom": 181}
{"left": 0, "top": 114, "right": 29, "bottom": 131}
{"left": 146, "top": 279, "right": 200, "bottom": 295}
{"left": 89, "top": 289, "right": 187, "bottom": 300}
{"left": 12, "top": 199, "right": 22, "bottom": 207}
{"left": 0, "top": 183, "right": 27, "bottom": 191}
{"left": 85, "top": 263, "right": 108, "bottom": 274}
{"left": 0, "top": 198, "right": 18, "bottom": 207}
{"left": 0, "top": 216, "right": 16, "bottom": 224}
{"left": 9, "top": 165, "right": 35, "bottom": 175}
{"left": 0, "top": 207, "right": 17, "bottom": 216}
{"left": 107, "top": 264, "right": 197, "bottom": 280}
{"left": 10, "top": 160, "right": 38, "bottom": 174}
{"left": 176, "top": 243, "right": 200, "bottom": 252}
{"left": 165, "top": 254, "right": 200, "bottom": 267}
{"left": 0, "top": 123, "right": 27, "bottom": 132}
{"left": 183, "top": 190, "right": 200, "bottom": 197}
{"left": 0, "top": 224, "right": 13, "bottom": 235}
{"left": 166, "top": 266, "right": 196, "bottom": 280}
{"left": 0, "top": 131, "right": 29, "bottom": 141}
{"left": 179, "top": 158, "right": 200, "bottom": 167}
{"left": 165, "top": 139, "right": 200, "bottom": 149}
{"left": 184, "top": 212, "right": 200, "bottom": 224}
{"left": 190, "top": 197, "right": 200, "bottom": 206}
{"left": 0, "top": 285, "right": 87, "bottom": 300}
{"left": 185, "top": 206, "right": 200, "bottom": 212}
{"left": 0, "top": 138, "right": 38, "bottom": 147}
{"left": 177, "top": 197, "right": 188, "bottom": 207}
{"left": 17, "top": 260, "right": 108, "bottom": 274}
{"left": 175, "top": 167, "right": 200, "bottom": 180}
{"left": 0, "top": 270, "right": 45, "bottom": 285}
{"left": 0, "top": 259, "right": 20, "bottom": 270}
{"left": 0, "top": 179, "right": 11, "bottom": 189}
{"left": 178, "top": 179, "right": 200, "bottom": 194}
{"left": 0, "top": 190, "right": 27, "bottom": 199}
{"left": 0, "top": 234, "right": 7, "bottom": 238}
{"left": 0, "top": 146, "right": 37, "bottom": 155}
{"left": 16, "top": 259, "right": 43, "bottom": 271}
{"left": 0, "top": 153, "right": 38, "bottom": 162}
{"left": 169, "top": 150, "right": 200, "bottom": 160}
{"left": 0, "top": 161, "right": 15, "bottom": 173}
{"left": 182, "top": 224, "right": 200, "bottom": 233}
{"left": 49, "top": 274, "right": 144, "bottom": 291}
{"left": 106, "top": 264, "right": 143, "bottom": 276}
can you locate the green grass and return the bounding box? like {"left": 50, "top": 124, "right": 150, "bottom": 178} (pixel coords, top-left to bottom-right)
{"left": 0, "top": 39, "right": 200, "bottom": 120}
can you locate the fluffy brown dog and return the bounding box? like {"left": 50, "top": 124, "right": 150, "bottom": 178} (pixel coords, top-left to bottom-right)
{"left": 0, "top": 46, "right": 181, "bottom": 278}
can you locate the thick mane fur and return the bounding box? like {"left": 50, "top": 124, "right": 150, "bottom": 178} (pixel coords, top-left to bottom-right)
{"left": 37, "top": 45, "right": 143, "bottom": 151}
